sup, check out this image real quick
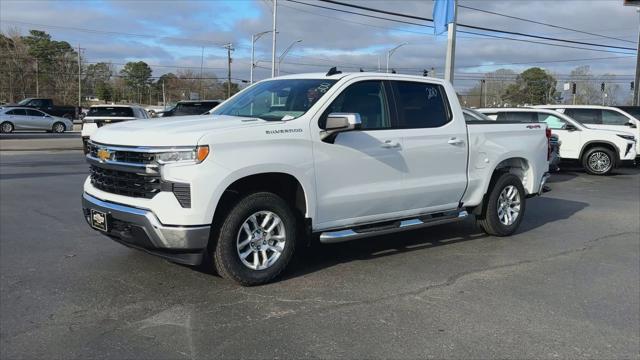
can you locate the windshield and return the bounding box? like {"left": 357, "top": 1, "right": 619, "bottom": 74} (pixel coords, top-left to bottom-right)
{"left": 619, "top": 107, "right": 640, "bottom": 119}
{"left": 87, "top": 107, "right": 134, "bottom": 117}
{"left": 213, "top": 79, "right": 337, "bottom": 121}
{"left": 18, "top": 98, "right": 33, "bottom": 105}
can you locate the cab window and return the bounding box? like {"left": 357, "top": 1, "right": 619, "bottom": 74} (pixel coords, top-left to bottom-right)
{"left": 392, "top": 81, "right": 451, "bottom": 128}
{"left": 537, "top": 113, "right": 567, "bottom": 130}
{"left": 322, "top": 80, "right": 391, "bottom": 130}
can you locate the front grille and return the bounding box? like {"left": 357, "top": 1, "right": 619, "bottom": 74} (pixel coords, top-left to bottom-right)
{"left": 87, "top": 142, "right": 156, "bottom": 164}
{"left": 90, "top": 165, "right": 162, "bottom": 199}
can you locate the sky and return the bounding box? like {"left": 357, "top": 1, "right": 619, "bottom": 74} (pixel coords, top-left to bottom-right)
{"left": 0, "top": 0, "right": 637, "bottom": 92}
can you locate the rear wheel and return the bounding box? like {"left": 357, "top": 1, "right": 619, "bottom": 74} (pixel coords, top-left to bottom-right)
{"left": 0, "top": 122, "right": 14, "bottom": 133}
{"left": 213, "top": 192, "right": 297, "bottom": 286}
{"left": 582, "top": 147, "right": 615, "bottom": 175}
{"left": 476, "top": 173, "right": 526, "bottom": 237}
{"left": 52, "top": 122, "right": 66, "bottom": 133}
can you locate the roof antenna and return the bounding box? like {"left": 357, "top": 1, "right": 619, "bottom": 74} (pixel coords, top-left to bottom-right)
{"left": 359, "top": 68, "right": 364, "bottom": 72}
{"left": 326, "top": 67, "right": 342, "bottom": 76}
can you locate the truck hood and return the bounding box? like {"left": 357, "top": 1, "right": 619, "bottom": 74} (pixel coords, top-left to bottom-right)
{"left": 90, "top": 114, "right": 269, "bottom": 146}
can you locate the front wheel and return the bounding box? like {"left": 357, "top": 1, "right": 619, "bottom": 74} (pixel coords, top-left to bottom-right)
{"left": 476, "top": 173, "right": 526, "bottom": 237}
{"left": 213, "top": 192, "right": 297, "bottom": 286}
{"left": 582, "top": 147, "right": 615, "bottom": 175}
{"left": 52, "top": 122, "right": 66, "bottom": 133}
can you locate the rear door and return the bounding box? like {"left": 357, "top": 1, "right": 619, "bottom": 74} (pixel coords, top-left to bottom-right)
{"left": 5, "top": 109, "right": 28, "bottom": 129}
{"left": 391, "top": 80, "right": 468, "bottom": 213}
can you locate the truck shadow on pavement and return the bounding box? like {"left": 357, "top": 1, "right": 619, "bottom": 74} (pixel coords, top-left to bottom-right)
{"left": 281, "top": 196, "right": 589, "bottom": 281}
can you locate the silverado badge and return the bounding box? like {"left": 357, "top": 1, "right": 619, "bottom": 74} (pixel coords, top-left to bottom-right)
{"left": 97, "top": 148, "right": 112, "bottom": 162}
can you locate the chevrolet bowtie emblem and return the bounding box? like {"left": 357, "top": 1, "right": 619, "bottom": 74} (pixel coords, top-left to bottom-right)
{"left": 97, "top": 148, "right": 112, "bottom": 162}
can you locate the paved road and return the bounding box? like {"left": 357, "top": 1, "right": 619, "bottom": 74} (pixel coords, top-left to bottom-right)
{"left": 0, "top": 132, "right": 80, "bottom": 140}
{"left": 1, "top": 151, "right": 638, "bottom": 359}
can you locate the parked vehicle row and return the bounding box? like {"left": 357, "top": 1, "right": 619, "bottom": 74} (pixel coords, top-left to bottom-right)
{"left": 155, "top": 100, "right": 222, "bottom": 117}
{"left": 534, "top": 105, "right": 639, "bottom": 157}
{"left": 81, "top": 71, "right": 551, "bottom": 286}
{"left": 2, "top": 98, "right": 80, "bottom": 120}
{"left": 0, "top": 107, "right": 74, "bottom": 133}
{"left": 478, "top": 108, "right": 637, "bottom": 175}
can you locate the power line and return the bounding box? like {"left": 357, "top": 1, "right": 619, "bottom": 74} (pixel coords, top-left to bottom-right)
{"left": 458, "top": 4, "right": 634, "bottom": 44}
{"left": 310, "top": 0, "right": 636, "bottom": 52}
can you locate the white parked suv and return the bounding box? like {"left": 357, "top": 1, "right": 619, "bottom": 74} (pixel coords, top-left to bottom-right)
{"left": 534, "top": 105, "right": 639, "bottom": 158}
{"left": 82, "top": 71, "right": 550, "bottom": 285}
{"left": 81, "top": 104, "right": 149, "bottom": 152}
{"left": 479, "top": 108, "right": 636, "bottom": 175}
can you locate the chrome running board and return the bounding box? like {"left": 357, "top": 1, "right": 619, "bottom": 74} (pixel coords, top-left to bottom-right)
{"left": 319, "top": 210, "right": 468, "bottom": 244}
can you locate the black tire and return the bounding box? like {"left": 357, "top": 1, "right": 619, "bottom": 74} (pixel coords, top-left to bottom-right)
{"left": 0, "top": 121, "right": 14, "bottom": 133}
{"left": 582, "top": 146, "right": 615, "bottom": 175}
{"left": 213, "top": 192, "right": 297, "bottom": 286}
{"left": 52, "top": 122, "right": 66, "bottom": 133}
{"left": 476, "top": 173, "right": 526, "bottom": 237}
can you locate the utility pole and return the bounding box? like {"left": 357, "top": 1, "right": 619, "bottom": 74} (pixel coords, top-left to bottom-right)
{"left": 35, "top": 59, "right": 39, "bottom": 97}
{"left": 224, "top": 43, "right": 234, "bottom": 99}
{"left": 162, "top": 81, "right": 166, "bottom": 110}
{"left": 635, "top": 8, "right": 640, "bottom": 105}
{"left": 199, "top": 46, "right": 204, "bottom": 98}
{"left": 480, "top": 79, "right": 486, "bottom": 107}
{"left": 77, "top": 44, "right": 82, "bottom": 108}
{"left": 271, "top": 0, "right": 278, "bottom": 78}
{"left": 444, "top": 0, "right": 458, "bottom": 83}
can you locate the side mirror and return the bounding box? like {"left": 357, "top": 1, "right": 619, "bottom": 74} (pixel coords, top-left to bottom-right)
{"left": 626, "top": 121, "right": 637, "bottom": 128}
{"left": 564, "top": 123, "right": 577, "bottom": 131}
{"left": 321, "top": 113, "right": 361, "bottom": 141}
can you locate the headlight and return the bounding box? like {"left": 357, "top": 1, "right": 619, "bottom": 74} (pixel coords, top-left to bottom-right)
{"left": 156, "top": 145, "right": 209, "bottom": 164}
{"left": 617, "top": 134, "right": 636, "bottom": 142}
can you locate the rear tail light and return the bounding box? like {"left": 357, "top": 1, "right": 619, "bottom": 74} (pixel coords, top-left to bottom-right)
{"left": 546, "top": 127, "right": 552, "bottom": 161}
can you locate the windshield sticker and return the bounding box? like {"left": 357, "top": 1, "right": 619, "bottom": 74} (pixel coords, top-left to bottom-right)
{"left": 425, "top": 87, "right": 438, "bottom": 100}
{"left": 317, "top": 83, "right": 332, "bottom": 93}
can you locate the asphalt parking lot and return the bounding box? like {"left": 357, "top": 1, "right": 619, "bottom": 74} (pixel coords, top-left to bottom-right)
{"left": 1, "top": 150, "right": 639, "bottom": 359}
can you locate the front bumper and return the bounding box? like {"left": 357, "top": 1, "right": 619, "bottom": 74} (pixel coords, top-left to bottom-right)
{"left": 82, "top": 192, "right": 210, "bottom": 265}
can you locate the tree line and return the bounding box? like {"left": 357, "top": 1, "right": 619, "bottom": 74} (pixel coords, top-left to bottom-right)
{"left": 0, "top": 29, "right": 240, "bottom": 106}
{"left": 460, "top": 66, "right": 632, "bottom": 107}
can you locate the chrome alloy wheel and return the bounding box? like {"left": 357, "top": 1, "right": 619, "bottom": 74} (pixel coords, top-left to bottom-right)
{"left": 588, "top": 151, "right": 611, "bottom": 173}
{"left": 1, "top": 122, "right": 13, "bottom": 133}
{"left": 53, "top": 123, "right": 65, "bottom": 133}
{"left": 236, "top": 211, "right": 286, "bottom": 270}
{"left": 497, "top": 185, "right": 521, "bottom": 226}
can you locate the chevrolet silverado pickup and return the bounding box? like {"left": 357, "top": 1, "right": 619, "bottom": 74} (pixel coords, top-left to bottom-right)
{"left": 82, "top": 71, "right": 550, "bottom": 286}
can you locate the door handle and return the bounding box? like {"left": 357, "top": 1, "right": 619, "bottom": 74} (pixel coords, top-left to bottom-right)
{"left": 381, "top": 140, "right": 400, "bottom": 148}
{"left": 448, "top": 137, "right": 465, "bottom": 146}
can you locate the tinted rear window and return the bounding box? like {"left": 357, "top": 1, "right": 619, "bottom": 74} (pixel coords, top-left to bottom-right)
{"left": 564, "top": 109, "right": 601, "bottom": 124}
{"left": 87, "top": 107, "right": 134, "bottom": 117}
{"left": 6, "top": 109, "right": 27, "bottom": 116}
{"left": 174, "top": 102, "right": 220, "bottom": 116}
{"left": 496, "top": 112, "right": 537, "bottom": 122}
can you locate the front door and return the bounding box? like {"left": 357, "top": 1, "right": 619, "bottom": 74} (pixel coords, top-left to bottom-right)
{"left": 313, "top": 80, "right": 407, "bottom": 230}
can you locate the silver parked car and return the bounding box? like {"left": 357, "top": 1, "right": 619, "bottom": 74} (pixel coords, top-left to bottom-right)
{"left": 0, "top": 107, "right": 74, "bottom": 133}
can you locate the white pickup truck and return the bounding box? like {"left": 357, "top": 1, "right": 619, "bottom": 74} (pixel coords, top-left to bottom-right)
{"left": 82, "top": 71, "right": 550, "bottom": 285}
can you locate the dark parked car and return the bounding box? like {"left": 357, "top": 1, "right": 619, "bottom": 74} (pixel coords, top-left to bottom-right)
{"left": 4, "top": 98, "right": 80, "bottom": 120}
{"left": 157, "top": 100, "right": 221, "bottom": 117}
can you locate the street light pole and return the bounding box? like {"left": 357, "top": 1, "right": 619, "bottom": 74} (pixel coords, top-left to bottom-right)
{"left": 386, "top": 42, "right": 408, "bottom": 73}
{"left": 251, "top": 30, "right": 273, "bottom": 84}
{"left": 278, "top": 40, "right": 302, "bottom": 76}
